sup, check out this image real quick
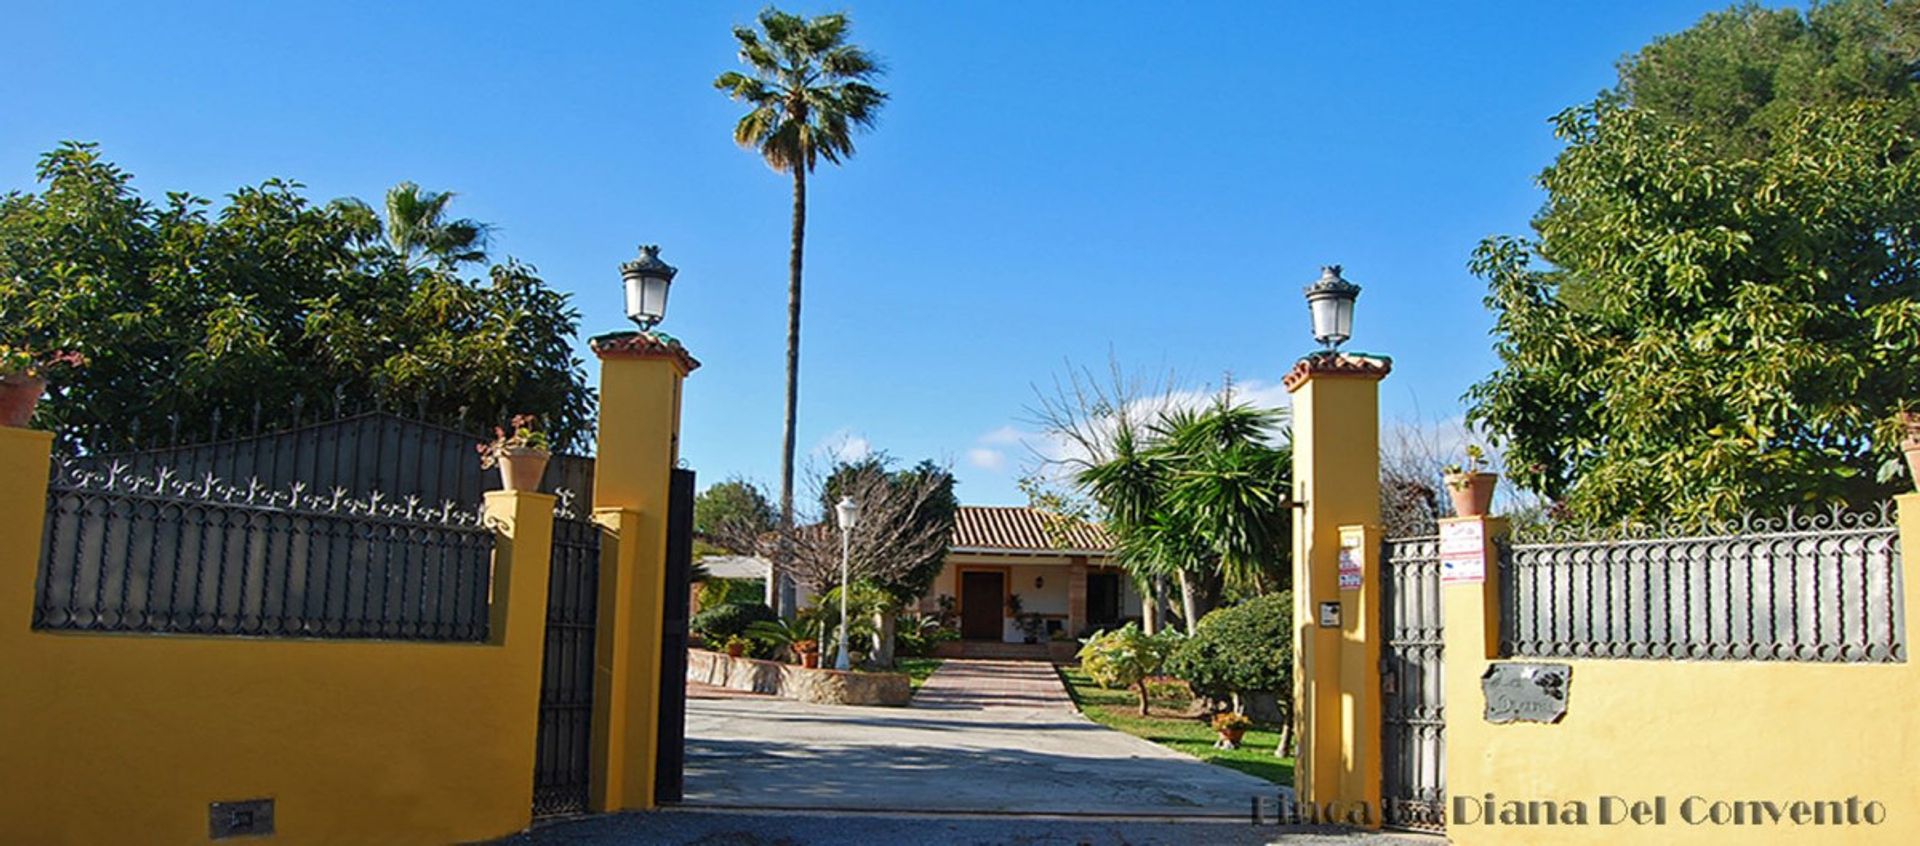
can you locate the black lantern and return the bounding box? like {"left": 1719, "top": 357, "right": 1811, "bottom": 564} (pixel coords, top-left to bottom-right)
{"left": 620, "top": 244, "right": 678, "bottom": 331}
{"left": 1303, "top": 265, "right": 1360, "bottom": 350}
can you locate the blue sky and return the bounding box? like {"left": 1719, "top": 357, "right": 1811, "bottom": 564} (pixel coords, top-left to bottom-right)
{"left": 2, "top": 1, "right": 1758, "bottom": 509}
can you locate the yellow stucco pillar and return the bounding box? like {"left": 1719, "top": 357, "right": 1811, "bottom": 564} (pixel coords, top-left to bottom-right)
{"left": 585, "top": 331, "right": 697, "bottom": 813}
{"left": 1285, "top": 352, "right": 1389, "bottom": 820}
{"left": 0, "top": 427, "right": 53, "bottom": 635}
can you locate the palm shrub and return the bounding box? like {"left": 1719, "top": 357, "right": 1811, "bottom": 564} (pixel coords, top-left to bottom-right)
{"left": 1077, "top": 622, "right": 1181, "bottom": 715}
{"left": 893, "top": 611, "right": 959, "bottom": 657}
{"left": 1165, "top": 592, "right": 1294, "bottom": 753}
{"left": 690, "top": 602, "right": 777, "bottom": 646}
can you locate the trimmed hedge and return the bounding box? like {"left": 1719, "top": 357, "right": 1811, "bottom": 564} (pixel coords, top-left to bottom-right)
{"left": 691, "top": 601, "right": 777, "bottom": 644}
{"left": 1165, "top": 591, "right": 1292, "bottom": 704}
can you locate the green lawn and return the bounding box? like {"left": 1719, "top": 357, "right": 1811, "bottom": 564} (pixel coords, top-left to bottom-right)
{"left": 1056, "top": 664, "right": 1294, "bottom": 787}
{"left": 895, "top": 657, "right": 943, "bottom": 693}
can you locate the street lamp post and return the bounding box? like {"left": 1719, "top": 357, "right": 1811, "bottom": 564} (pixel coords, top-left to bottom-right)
{"left": 620, "top": 244, "right": 678, "bottom": 331}
{"left": 833, "top": 496, "right": 860, "bottom": 671}
{"left": 1303, "top": 265, "right": 1360, "bottom": 351}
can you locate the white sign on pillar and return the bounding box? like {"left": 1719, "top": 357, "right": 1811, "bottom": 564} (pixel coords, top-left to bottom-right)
{"left": 1439, "top": 520, "right": 1486, "bottom": 584}
{"left": 1337, "top": 527, "right": 1364, "bottom": 591}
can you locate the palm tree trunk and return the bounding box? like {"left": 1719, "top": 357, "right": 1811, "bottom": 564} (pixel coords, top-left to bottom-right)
{"left": 775, "top": 163, "right": 808, "bottom": 618}
{"left": 1176, "top": 569, "right": 1201, "bottom": 635}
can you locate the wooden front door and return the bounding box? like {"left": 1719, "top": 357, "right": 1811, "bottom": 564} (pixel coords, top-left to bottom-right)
{"left": 960, "top": 571, "right": 1004, "bottom": 640}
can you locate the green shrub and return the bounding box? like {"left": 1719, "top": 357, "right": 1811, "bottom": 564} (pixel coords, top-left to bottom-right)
{"left": 691, "top": 602, "right": 776, "bottom": 645}
{"left": 696, "top": 577, "right": 766, "bottom": 610}
{"left": 1077, "top": 622, "right": 1181, "bottom": 715}
{"left": 1165, "top": 591, "right": 1292, "bottom": 713}
{"left": 894, "top": 612, "right": 960, "bottom": 657}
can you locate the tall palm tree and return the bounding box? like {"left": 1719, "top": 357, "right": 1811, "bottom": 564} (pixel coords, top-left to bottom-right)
{"left": 716, "top": 8, "right": 887, "bottom": 614}
{"left": 382, "top": 181, "right": 490, "bottom": 271}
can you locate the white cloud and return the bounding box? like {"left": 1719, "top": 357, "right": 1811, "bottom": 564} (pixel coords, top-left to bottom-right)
{"left": 812, "top": 430, "right": 872, "bottom": 464}
{"left": 966, "top": 447, "right": 1008, "bottom": 472}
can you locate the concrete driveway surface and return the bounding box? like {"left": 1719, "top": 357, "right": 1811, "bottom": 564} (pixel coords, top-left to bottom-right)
{"left": 498, "top": 807, "right": 1434, "bottom": 846}
{"left": 680, "top": 659, "right": 1277, "bottom": 816}
{"left": 495, "top": 662, "right": 1442, "bottom": 845}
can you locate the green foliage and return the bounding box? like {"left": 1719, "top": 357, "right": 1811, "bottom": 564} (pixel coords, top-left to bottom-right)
{"left": 1166, "top": 592, "right": 1293, "bottom": 711}
{"left": 696, "top": 577, "right": 765, "bottom": 610}
{"left": 1077, "top": 622, "right": 1182, "bottom": 715}
{"left": 1076, "top": 392, "right": 1292, "bottom": 621}
{"left": 714, "top": 8, "right": 888, "bottom": 175}
{"left": 0, "top": 143, "right": 594, "bottom": 451}
{"left": 690, "top": 602, "right": 777, "bottom": 644}
{"left": 1469, "top": 1, "right": 1920, "bottom": 522}
{"left": 892, "top": 610, "right": 959, "bottom": 658}
{"left": 695, "top": 479, "right": 777, "bottom": 554}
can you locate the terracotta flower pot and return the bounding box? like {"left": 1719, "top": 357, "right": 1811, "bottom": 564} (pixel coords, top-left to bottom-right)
{"left": 800, "top": 652, "right": 820, "bottom": 669}
{"left": 496, "top": 446, "right": 550, "bottom": 492}
{"left": 1218, "top": 727, "right": 1247, "bottom": 748}
{"left": 0, "top": 374, "right": 46, "bottom": 429}
{"left": 1446, "top": 472, "right": 1498, "bottom": 517}
{"left": 726, "top": 642, "right": 744, "bottom": 658}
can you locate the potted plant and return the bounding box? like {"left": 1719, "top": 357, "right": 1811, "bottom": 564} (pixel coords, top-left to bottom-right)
{"left": 1212, "top": 712, "right": 1253, "bottom": 749}
{"left": 0, "top": 346, "right": 85, "bottom": 429}
{"left": 1016, "top": 612, "right": 1049, "bottom": 645}
{"left": 1443, "top": 444, "right": 1498, "bottom": 517}
{"left": 793, "top": 638, "right": 821, "bottom": 669}
{"left": 724, "top": 634, "right": 749, "bottom": 659}
{"left": 1900, "top": 411, "right": 1920, "bottom": 493}
{"left": 477, "top": 414, "right": 551, "bottom": 491}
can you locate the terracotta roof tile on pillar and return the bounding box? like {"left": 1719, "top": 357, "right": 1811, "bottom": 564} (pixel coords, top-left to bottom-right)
{"left": 589, "top": 331, "right": 702, "bottom": 374}
{"left": 1282, "top": 352, "right": 1392, "bottom": 391}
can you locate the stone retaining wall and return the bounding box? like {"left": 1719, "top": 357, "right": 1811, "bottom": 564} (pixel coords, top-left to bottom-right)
{"left": 686, "top": 648, "right": 912, "bottom": 706}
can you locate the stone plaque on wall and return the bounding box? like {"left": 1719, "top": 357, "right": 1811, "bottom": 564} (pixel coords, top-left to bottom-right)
{"left": 1482, "top": 662, "right": 1572, "bottom": 724}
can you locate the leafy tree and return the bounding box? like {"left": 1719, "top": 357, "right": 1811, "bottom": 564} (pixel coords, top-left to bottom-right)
{"left": 1468, "top": 0, "right": 1920, "bottom": 523}
{"left": 716, "top": 8, "right": 888, "bottom": 614}
{"left": 1166, "top": 592, "right": 1293, "bottom": 754}
{"left": 1077, "top": 622, "right": 1181, "bottom": 716}
{"left": 695, "top": 478, "right": 779, "bottom": 554}
{"left": 0, "top": 143, "right": 596, "bottom": 452}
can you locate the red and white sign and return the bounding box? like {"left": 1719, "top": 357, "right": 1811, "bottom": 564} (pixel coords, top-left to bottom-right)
{"left": 1337, "top": 527, "right": 1364, "bottom": 591}
{"left": 1439, "top": 520, "right": 1486, "bottom": 584}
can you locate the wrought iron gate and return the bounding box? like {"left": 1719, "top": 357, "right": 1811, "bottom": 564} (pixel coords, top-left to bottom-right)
{"left": 532, "top": 510, "right": 602, "bottom": 817}
{"left": 654, "top": 467, "right": 695, "bottom": 804}
{"left": 1380, "top": 535, "right": 1445, "bottom": 832}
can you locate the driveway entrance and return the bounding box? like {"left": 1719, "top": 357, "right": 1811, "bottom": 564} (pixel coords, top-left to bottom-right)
{"left": 681, "top": 659, "right": 1273, "bottom": 816}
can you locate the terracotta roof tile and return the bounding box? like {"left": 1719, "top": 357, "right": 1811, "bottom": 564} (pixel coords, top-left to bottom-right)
{"left": 952, "top": 506, "right": 1111, "bottom": 551}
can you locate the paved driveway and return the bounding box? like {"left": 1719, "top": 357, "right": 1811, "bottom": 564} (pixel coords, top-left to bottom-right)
{"left": 682, "top": 660, "right": 1277, "bottom": 816}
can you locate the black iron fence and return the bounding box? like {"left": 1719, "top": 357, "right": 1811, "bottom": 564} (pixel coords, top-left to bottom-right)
{"left": 1501, "top": 505, "right": 1906, "bottom": 663}
{"left": 35, "top": 460, "right": 497, "bottom": 642}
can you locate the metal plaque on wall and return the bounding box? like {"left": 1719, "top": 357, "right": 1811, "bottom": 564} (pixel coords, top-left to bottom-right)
{"left": 1481, "top": 662, "right": 1572, "bottom": 724}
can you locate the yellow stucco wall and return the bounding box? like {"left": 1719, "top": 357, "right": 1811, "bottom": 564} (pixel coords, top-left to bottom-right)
{"left": 1441, "top": 503, "right": 1920, "bottom": 845}
{"left": 0, "top": 428, "right": 556, "bottom": 845}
